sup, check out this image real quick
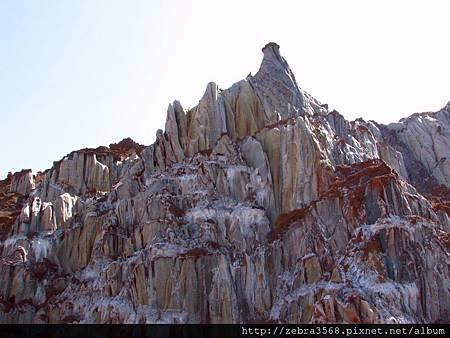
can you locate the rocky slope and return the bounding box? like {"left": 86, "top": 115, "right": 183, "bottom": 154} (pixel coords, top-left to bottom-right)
{"left": 0, "top": 43, "right": 448, "bottom": 324}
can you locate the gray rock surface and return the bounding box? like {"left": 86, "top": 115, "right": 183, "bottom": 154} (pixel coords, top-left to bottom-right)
{"left": 0, "top": 44, "right": 448, "bottom": 324}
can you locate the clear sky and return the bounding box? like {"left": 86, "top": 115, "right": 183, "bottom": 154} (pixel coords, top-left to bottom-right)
{"left": 1, "top": 0, "right": 449, "bottom": 178}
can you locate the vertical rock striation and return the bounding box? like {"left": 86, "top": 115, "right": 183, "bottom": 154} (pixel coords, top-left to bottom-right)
{"left": 0, "top": 44, "right": 448, "bottom": 324}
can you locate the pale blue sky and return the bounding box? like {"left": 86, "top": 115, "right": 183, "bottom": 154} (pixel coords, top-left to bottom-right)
{"left": 1, "top": 0, "right": 449, "bottom": 178}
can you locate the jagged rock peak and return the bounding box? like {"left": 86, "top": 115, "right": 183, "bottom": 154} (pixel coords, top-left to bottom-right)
{"left": 260, "top": 42, "right": 295, "bottom": 79}
{"left": 160, "top": 43, "right": 328, "bottom": 160}
{"left": 249, "top": 42, "right": 326, "bottom": 117}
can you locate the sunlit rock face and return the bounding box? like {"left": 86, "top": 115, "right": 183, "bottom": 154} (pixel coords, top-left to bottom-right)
{"left": 0, "top": 43, "right": 449, "bottom": 324}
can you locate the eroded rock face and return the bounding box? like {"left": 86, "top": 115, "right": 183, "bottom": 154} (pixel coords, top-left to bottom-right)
{"left": 0, "top": 44, "right": 449, "bottom": 324}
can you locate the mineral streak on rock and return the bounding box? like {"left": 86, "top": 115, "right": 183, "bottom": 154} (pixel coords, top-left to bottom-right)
{"left": 0, "top": 44, "right": 449, "bottom": 324}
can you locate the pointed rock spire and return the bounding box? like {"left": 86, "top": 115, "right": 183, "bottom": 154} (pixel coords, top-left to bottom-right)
{"left": 260, "top": 42, "right": 299, "bottom": 88}
{"left": 249, "top": 42, "right": 306, "bottom": 118}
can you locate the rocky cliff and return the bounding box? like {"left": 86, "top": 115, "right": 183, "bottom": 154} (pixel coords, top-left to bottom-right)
{"left": 0, "top": 43, "right": 449, "bottom": 324}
